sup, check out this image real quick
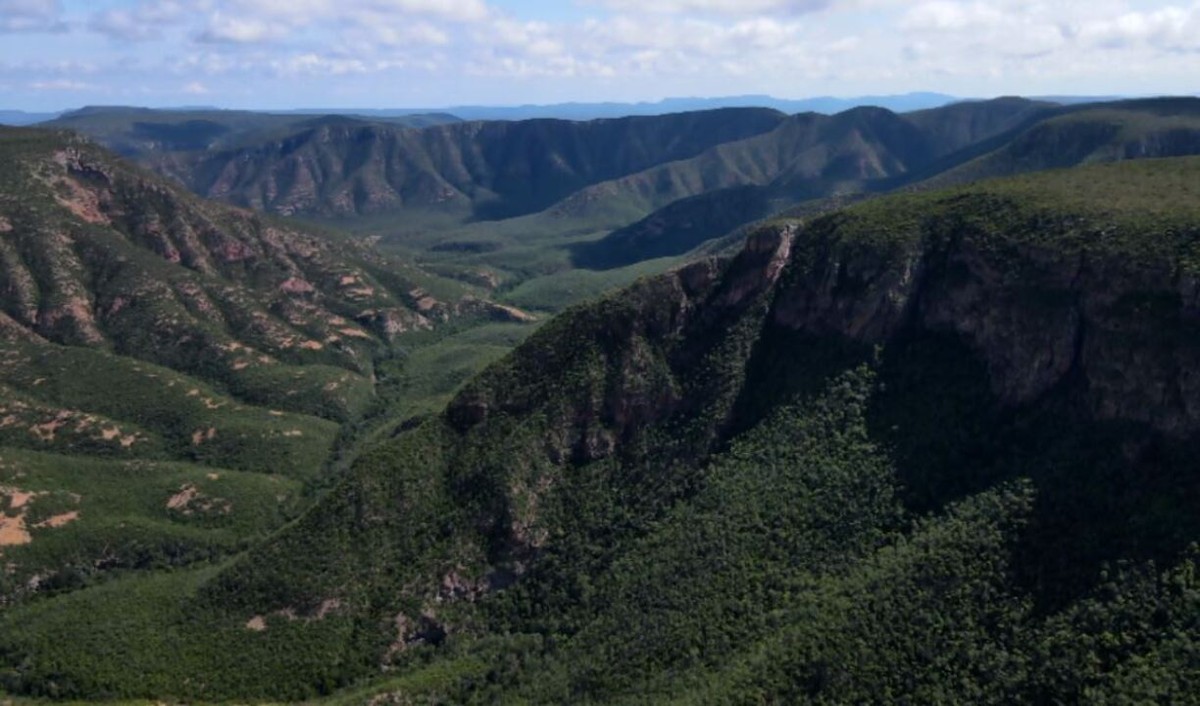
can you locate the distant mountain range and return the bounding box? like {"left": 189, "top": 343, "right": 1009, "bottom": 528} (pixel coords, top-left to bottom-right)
{"left": 329, "top": 91, "right": 963, "bottom": 121}
{"left": 2, "top": 92, "right": 1155, "bottom": 128}
{"left": 0, "top": 110, "right": 61, "bottom": 126}
{"left": 48, "top": 96, "right": 1200, "bottom": 277}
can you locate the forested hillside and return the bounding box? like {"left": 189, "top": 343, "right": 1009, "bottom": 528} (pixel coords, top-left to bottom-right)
{"left": 5, "top": 157, "right": 1200, "bottom": 703}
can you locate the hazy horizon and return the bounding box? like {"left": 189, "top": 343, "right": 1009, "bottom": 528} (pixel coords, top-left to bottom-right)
{"left": 4, "top": 91, "right": 1170, "bottom": 118}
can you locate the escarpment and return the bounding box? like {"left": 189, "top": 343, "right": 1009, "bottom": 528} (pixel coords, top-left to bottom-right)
{"left": 772, "top": 197, "right": 1200, "bottom": 438}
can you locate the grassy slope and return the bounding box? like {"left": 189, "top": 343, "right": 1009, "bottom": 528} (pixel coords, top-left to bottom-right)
{"left": 0, "top": 127, "right": 534, "bottom": 616}
{"left": 0, "top": 450, "right": 302, "bottom": 602}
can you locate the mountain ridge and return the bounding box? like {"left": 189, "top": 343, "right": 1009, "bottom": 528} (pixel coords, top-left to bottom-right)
{"left": 6, "top": 158, "right": 1199, "bottom": 701}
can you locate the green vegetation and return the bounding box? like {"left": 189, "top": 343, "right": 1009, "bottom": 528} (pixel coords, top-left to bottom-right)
{"left": 44, "top": 107, "right": 460, "bottom": 157}
{"left": 0, "top": 126, "right": 520, "bottom": 617}
{"left": 0, "top": 341, "right": 338, "bottom": 476}
{"left": 0, "top": 449, "right": 301, "bottom": 601}
{"left": 6, "top": 109, "right": 1200, "bottom": 705}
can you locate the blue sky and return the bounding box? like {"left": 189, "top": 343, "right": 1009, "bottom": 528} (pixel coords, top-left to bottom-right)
{"left": 1, "top": 0, "right": 1199, "bottom": 111}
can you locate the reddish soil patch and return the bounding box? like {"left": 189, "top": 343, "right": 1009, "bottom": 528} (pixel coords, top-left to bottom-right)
{"left": 0, "top": 515, "right": 31, "bottom": 547}
{"left": 51, "top": 174, "right": 111, "bottom": 225}
{"left": 29, "top": 418, "right": 67, "bottom": 442}
{"left": 35, "top": 511, "right": 79, "bottom": 529}
{"left": 2, "top": 487, "right": 38, "bottom": 510}
{"left": 280, "top": 277, "right": 316, "bottom": 295}
{"left": 167, "top": 484, "right": 200, "bottom": 510}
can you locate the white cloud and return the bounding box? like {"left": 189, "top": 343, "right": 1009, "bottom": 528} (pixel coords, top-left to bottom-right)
{"left": 89, "top": 1, "right": 193, "bottom": 41}
{"left": 900, "top": 1, "right": 1005, "bottom": 31}
{"left": 365, "top": 21, "right": 450, "bottom": 46}
{"left": 271, "top": 53, "right": 371, "bottom": 76}
{"left": 590, "top": 0, "right": 830, "bottom": 15}
{"left": 9, "top": 0, "right": 1200, "bottom": 110}
{"left": 29, "top": 79, "right": 95, "bottom": 91}
{"left": 0, "top": 0, "right": 64, "bottom": 32}
{"left": 182, "top": 81, "right": 210, "bottom": 94}
{"left": 212, "top": 0, "right": 487, "bottom": 31}
{"left": 1079, "top": 5, "right": 1200, "bottom": 51}
{"left": 187, "top": 0, "right": 489, "bottom": 48}
{"left": 198, "top": 13, "right": 285, "bottom": 43}
{"left": 370, "top": 0, "right": 489, "bottom": 22}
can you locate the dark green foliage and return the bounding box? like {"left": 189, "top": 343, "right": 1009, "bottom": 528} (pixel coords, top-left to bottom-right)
{"left": 573, "top": 185, "right": 774, "bottom": 269}
{"left": 7, "top": 135, "right": 1200, "bottom": 706}
{"left": 0, "top": 449, "right": 302, "bottom": 603}
{"left": 135, "top": 107, "right": 787, "bottom": 221}
{"left": 0, "top": 341, "right": 338, "bottom": 476}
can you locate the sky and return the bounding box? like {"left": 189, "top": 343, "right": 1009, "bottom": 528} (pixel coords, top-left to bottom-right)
{"left": 1, "top": 0, "right": 1198, "bottom": 111}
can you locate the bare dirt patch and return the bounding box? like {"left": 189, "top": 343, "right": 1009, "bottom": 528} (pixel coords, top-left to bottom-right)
{"left": 29, "top": 417, "right": 68, "bottom": 442}
{"left": 49, "top": 171, "right": 111, "bottom": 226}
{"left": 35, "top": 511, "right": 79, "bottom": 529}
{"left": 166, "top": 482, "right": 231, "bottom": 515}
{"left": 167, "top": 484, "right": 200, "bottom": 510}
{"left": 0, "top": 515, "right": 31, "bottom": 547}
{"left": 2, "top": 487, "right": 38, "bottom": 511}
{"left": 316, "top": 598, "right": 342, "bottom": 618}
{"left": 280, "top": 277, "right": 316, "bottom": 295}
{"left": 191, "top": 427, "right": 218, "bottom": 445}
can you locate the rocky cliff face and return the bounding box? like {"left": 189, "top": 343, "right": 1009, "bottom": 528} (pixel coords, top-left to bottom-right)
{"left": 772, "top": 204, "right": 1200, "bottom": 438}
{"left": 415, "top": 162, "right": 1200, "bottom": 594}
